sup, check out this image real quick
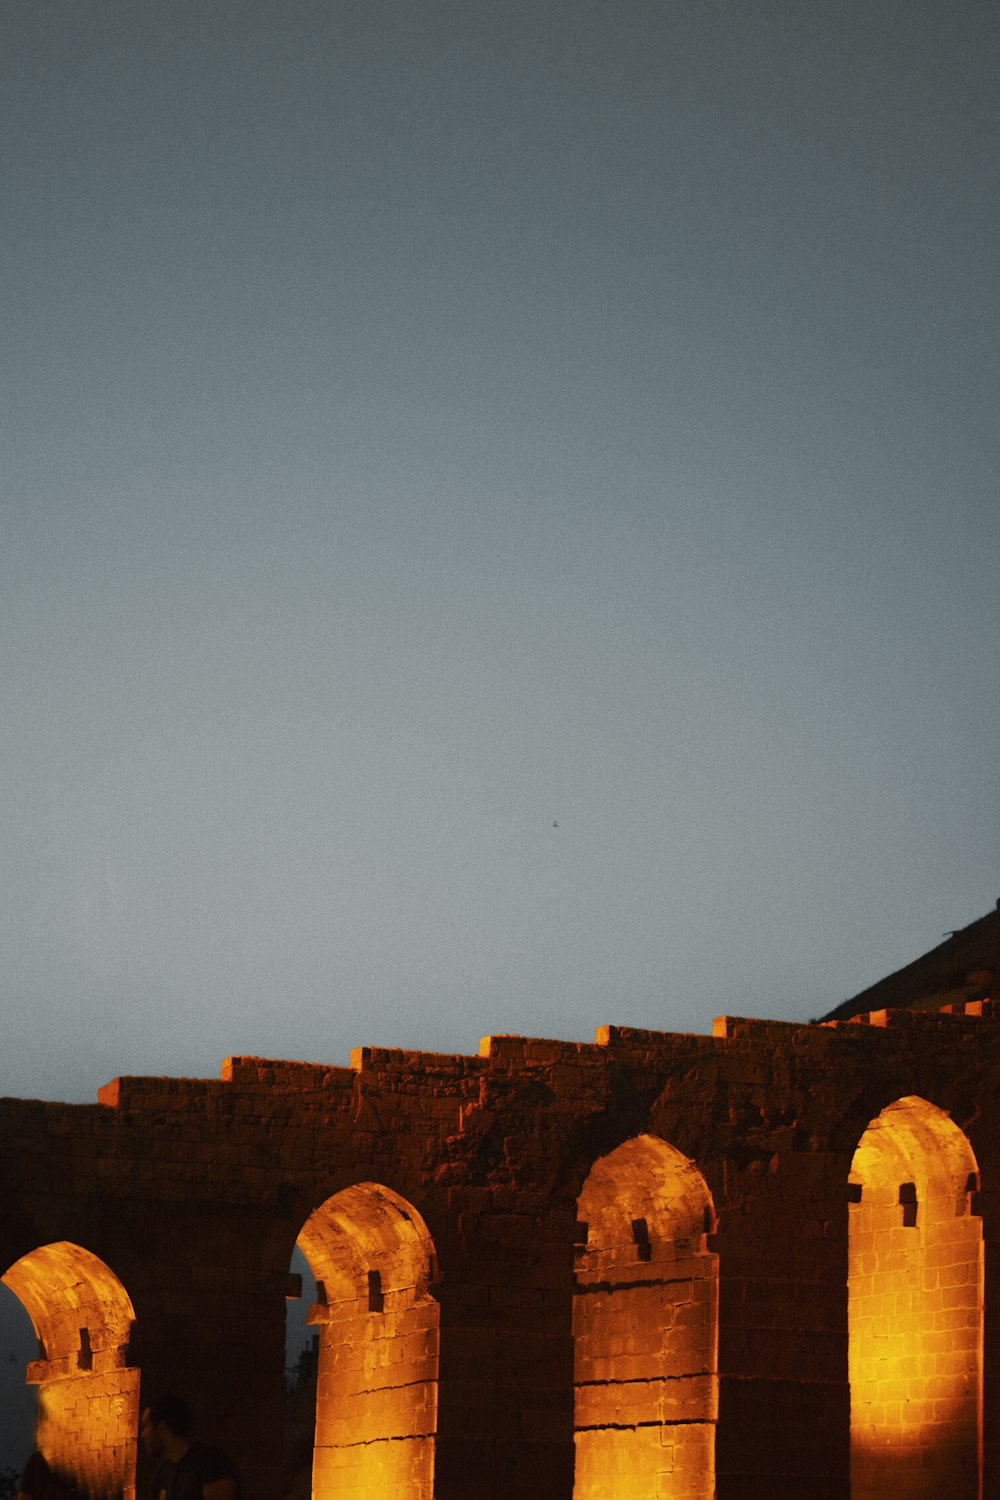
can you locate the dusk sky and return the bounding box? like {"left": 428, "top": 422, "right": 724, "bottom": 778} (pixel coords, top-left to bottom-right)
{"left": 2, "top": 1, "right": 998, "bottom": 1106}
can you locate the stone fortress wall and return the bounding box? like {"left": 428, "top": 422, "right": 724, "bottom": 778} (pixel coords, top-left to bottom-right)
{"left": 2, "top": 983, "right": 998, "bottom": 1500}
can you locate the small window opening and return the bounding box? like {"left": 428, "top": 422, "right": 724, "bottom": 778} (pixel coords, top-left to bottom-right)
{"left": 631, "top": 1217, "right": 652, "bottom": 1262}
{"left": 965, "top": 1171, "right": 982, "bottom": 1216}
{"left": 899, "top": 1182, "right": 918, "bottom": 1227}
{"left": 847, "top": 1182, "right": 863, "bottom": 1204}
{"left": 77, "top": 1326, "right": 93, "bottom": 1371}
{"left": 367, "top": 1269, "right": 384, "bottom": 1313}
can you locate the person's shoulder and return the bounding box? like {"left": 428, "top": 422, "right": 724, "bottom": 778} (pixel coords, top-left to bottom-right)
{"left": 187, "top": 1442, "right": 237, "bottom": 1481}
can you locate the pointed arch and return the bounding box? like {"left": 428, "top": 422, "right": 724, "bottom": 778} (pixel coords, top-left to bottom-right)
{"left": 2, "top": 1242, "right": 139, "bottom": 1500}
{"left": 573, "top": 1134, "right": 718, "bottom": 1499}
{"left": 295, "top": 1182, "right": 439, "bottom": 1500}
{"left": 849, "top": 1096, "right": 983, "bottom": 1499}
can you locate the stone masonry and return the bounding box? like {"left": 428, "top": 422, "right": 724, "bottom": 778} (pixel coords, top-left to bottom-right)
{"left": 1, "top": 997, "right": 998, "bottom": 1500}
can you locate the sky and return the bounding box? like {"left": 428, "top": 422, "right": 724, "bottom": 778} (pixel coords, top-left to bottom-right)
{"left": 2, "top": 0, "right": 998, "bottom": 1107}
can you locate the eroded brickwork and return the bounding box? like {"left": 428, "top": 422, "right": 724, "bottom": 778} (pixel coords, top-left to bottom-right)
{"left": 1, "top": 1001, "right": 998, "bottom": 1500}
{"left": 573, "top": 1136, "right": 717, "bottom": 1499}
{"left": 300, "top": 1183, "right": 438, "bottom": 1499}
{"left": 848, "top": 1097, "right": 983, "bottom": 1499}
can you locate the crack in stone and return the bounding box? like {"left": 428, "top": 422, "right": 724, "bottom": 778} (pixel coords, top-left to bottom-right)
{"left": 575, "top": 1418, "right": 713, "bottom": 1432}
{"left": 576, "top": 1374, "right": 708, "bottom": 1387}
{"left": 320, "top": 1431, "right": 435, "bottom": 1449}
{"left": 574, "top": 1274, "right": 706, "bottom": 1295}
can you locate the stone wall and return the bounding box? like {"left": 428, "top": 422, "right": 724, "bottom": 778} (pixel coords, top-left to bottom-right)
{"left": 1, "top": 1001, "right": 997, "bottom": 1500}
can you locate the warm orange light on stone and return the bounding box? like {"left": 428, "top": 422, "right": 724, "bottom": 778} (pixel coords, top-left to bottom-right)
{"left": 296, "top": 1182, "right": 438, "bottom": 1500}
{"left": 2, "top": 966, "right": 997, "bottom": 1500}
{"left": 2, "top": 1241, "right": 139, "bottom": 1500}
{"left": 573, "top": 1135, "right": 717, "bottom": 1500}
{"left": 849, "top": 1096, "right": 983, "bottom": 1500}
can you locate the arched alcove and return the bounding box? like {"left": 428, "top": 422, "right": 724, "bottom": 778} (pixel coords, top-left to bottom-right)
{"left": 573, "top": 1134, "right": 718, "bottom": 1500}
{"left": 0, "top": 1282, "right": 38, "bottom": 1477}
{"left": 2, "top": 1242, "right": 139, "bottom": 1500}
{"left": 849, "top": 1096, "right": 983, "bottom": 1499}
{"left": 294, "top": 1182, "right": 439, "bottom": 1500}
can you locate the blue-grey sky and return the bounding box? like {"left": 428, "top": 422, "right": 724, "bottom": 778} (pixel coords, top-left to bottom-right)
{"left": 2, "top": 1, "right": 997, "bottom": 1104}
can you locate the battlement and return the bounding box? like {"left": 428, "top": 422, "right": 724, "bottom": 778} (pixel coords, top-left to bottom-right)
{"left": 2, "top": 1001, "right": 998, "bottom": 1500}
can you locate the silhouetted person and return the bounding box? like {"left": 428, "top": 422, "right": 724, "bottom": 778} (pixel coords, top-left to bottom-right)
{"left": 140, "top": 1397, "right": 239, "bottom": 1500}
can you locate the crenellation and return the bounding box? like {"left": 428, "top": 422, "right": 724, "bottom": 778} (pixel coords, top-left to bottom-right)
{"left": 2, "top": 988, "right": 999, "bottom": 1500}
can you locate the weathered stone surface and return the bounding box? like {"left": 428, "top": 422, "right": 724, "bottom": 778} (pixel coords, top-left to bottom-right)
{"left": 1, "top": 996, "right": 997, "bottom": 1500}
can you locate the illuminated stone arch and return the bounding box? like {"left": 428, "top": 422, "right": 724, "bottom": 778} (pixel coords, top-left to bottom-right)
{"left": 1, "top": 1241, "right": 139, "bottom": 1500}
{"left": 295, "top": 1181, "right": 439, "bottom": 1500}
{"left": 573, "top": 1134, "right": 718, "bottom": 1500}
{"left": 849, "top": 1095, "right": 983, "bottom": 1500}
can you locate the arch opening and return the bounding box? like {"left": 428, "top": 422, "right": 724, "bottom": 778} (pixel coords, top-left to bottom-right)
{"left": 1, "top": 1242, "right": 139, "bottom": 1500}
{"left": 849, "top": 1096, "right": 983, "bottom": 1500}
{"left": 293, "top": 1183, "right": 439, "bottom": 1500}
{"left": 573, "top": 1134, "right": 718, "bottom": 1500}
{"left": 0, "top": 1283, "right": 38, "bottom": 1480}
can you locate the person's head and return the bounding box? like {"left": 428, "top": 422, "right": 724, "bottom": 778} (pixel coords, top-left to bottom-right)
{"left": 140, "top": 1396, "right": 192, "bottom": 1457}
